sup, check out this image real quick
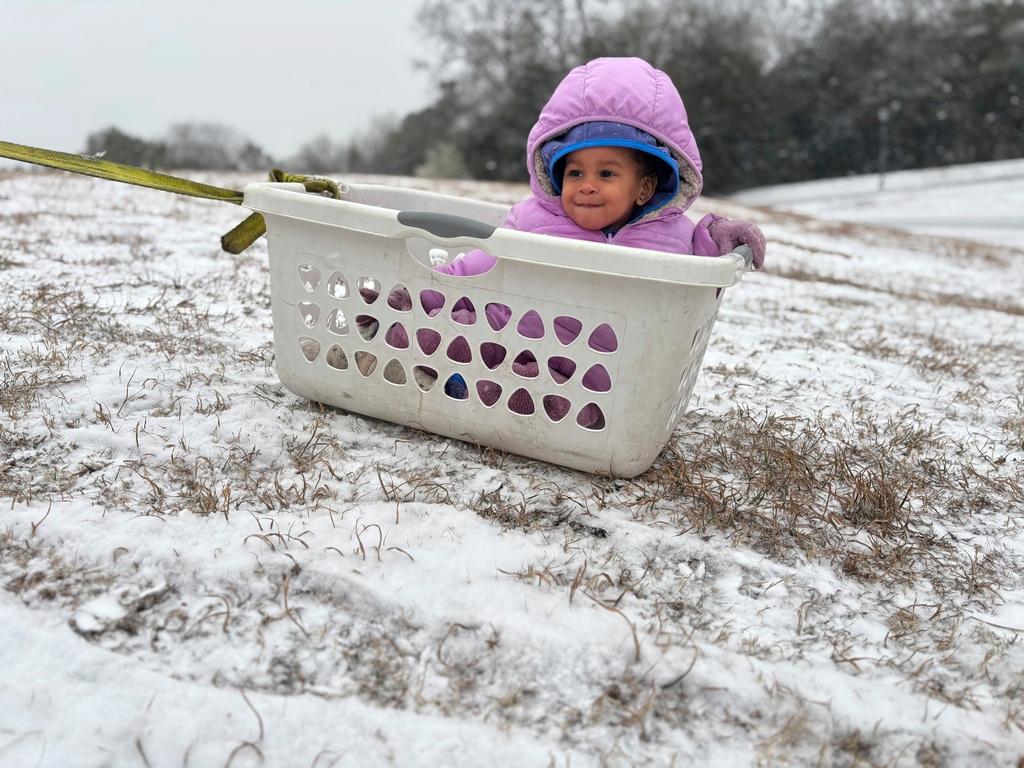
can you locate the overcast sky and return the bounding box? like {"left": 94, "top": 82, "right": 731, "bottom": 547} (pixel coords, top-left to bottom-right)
{"left": 0, "top": 0, "right": 435, "bottom": 158}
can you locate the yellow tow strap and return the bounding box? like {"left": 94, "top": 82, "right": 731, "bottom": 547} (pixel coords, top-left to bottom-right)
{"left": 0, "top": 140, "right": 340, "bottom": 254}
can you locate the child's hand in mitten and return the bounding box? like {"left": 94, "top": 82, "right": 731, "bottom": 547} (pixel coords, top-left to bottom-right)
{"left": 709, "top": 218, "right": 766, "bottom": 269}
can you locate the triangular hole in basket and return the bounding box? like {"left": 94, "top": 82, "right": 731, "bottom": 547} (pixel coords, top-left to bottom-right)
{"left": 581, "top": 363, "right": 612, "bottom": 393}
{"left": 326, "top": 308, "right": 349, "bottom": 336}
{"left": 387, "top": 284, "right": 412, "bottom": 312}
{"left": 420, "top": 289, "right": 445, "bottom": 317}
{"left": 486, "top": 302, "right": 512, "bottom": 332}
{"left": 385, "top": 322, "right": 409, "bottom": 349}
{"left": 413, "top": 366, "right": 438, "bottom": 392}
{"left": 298, "top": 301, "right": 321, "bottom": 329}
{"left": 517, "top": 309, "right": 544, "bottom": 339}
{"left": 476, "top": 380, "right": 502, "bottom": 407}
{"left": 383, "top": 359, "right": 407, "bottom": 385}
{"left": 416, "top": 328, "right": 441, "bottom": 355}
{"left": 355, "top": 351, "right": 378, "bottom": 377}
{"left": 587, "top": 323, "right": 618, "bottom": 353}
{"left": 444, "top": 374, "right": 469, "bottom": 400}
{"left": 481, "top": 342, "right": 507, "bottom": 370}
{"left": 547, "top": 356, "right": 576, "bottom": 384}
{"left": 299, "top": 336, "right": 321, "bottom": 362}
{"left": 554, "top": 315, "right": 583, "bottom": 345}
{"left": 325, "top": 344, "right": 348, "bottom": 371}
{"left": 512, "top": 350, "right": 539, "bottom": 378}
{"left": 451, "top": 296, "right": 477, "bottom": 325}
{"left": 543, "top": 394, "right": 571, "bottom": 422}
{"left": 446, "top": 335, "right": 472, "bottom": 364}
{"left": 298, "top": 264, "right": 321, "bottom": 293}
{"left": 356, "top": 315, "right": 379, "bottom": 342}
{"left": 576, "top": 403, "right": 606, "bottom": 430}
{"left": 357, "top": 277, "right": 381, "bottom": 304}
{"left": 327, "top": 272, "right": 349, "bottom": 299}
{"left": 508, "top": 388, "right": 535, "bottom": 416}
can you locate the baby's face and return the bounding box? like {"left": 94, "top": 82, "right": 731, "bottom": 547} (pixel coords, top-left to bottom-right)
{"left": 560, "top": 146, "right": 656, "bottom": 232}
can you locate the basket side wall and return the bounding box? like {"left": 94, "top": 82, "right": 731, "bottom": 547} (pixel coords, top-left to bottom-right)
{"left": 265, "top": 211, "right": 721, "bottom": 477}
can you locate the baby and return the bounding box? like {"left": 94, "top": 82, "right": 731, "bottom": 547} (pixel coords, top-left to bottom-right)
{"left": 435, "top": 58, "right": 764, "bottom": 410}
{"left": 435, "top": 56, "right": 765, "bottom": 276}
{"left": 367, "top": 57, "right": 766, "bottom": 417}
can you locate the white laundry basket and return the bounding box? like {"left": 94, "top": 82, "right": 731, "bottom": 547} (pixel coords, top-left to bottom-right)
{"left": 243, "top": 181, "right": 751, "bottom": 477}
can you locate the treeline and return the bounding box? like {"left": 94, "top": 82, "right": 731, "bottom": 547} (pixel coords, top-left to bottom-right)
{"left": 85, "top": 0, "right": 1023, "bottom": 194}
{"left": 85, "top": 123, "right": 274, "bottom": 172}
{"left": 380, "top": 0, "right": 1024, "bottom": 193}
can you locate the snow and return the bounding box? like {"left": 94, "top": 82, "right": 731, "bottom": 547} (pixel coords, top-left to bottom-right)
{"left": 2, "top": 164, "right": 1024, "bottom": 766}
{"left": 733, "top": 158, "right": 1024, "bottom": 246}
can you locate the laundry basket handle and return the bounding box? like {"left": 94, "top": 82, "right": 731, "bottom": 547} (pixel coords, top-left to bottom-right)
{"left": 734, "top": 245, "right": 754, "bottom": 271}
{"left": 397, "top": 211, "right": 496, "bottom": 240}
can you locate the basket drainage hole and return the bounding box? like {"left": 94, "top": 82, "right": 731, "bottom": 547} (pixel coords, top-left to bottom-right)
{"left": 298, "top": 301, "right": 321, "bottom": 329}
{"left": 326, "top": 308, "right": 349, "bottom": 336}
{"left": 298, "top": 264, "right": 321, "bottom": 293}
{"left": 356, "top": 315, "right": 379, "bottom": 341}
{"left": 327, "top": 272, "right": 350, "bottom": 299}
{"left": 355, "top": 351, "right": 378, "bottom": 377}
{"left": 420, "top": 289, "right": 446, "bottom": 317}
{"left": 413, "top": 366, "right": 438, "bottom": 392}
{"left": 476, "top": 380, "right": 502, "bottom": 407}
{"left": 508, "top": 388, "right": 535, "bottom": 416}
{"left": 357, "top": 277, "right": 381, "bottom": 304}
{"left": 588, "top": 324, "right": 618, "bottom": 353}
{"left": 486, "top": 302, "right": 512, "bottom": 332}
{"left": 387, "top": 284, "right": 412, "bottom": 312}
{"left": 512, "top": 350, "right": 539, "bottom": 378}
{"left": 417, "top": 329, "right": 442, "bottom": 355}
{"left": 451, "top": 296, "right": 477, "bottom": 325}
{"left": 385, "top": 322, "right": 409, "bottom": 349}
{"left": 517, "top": 310, "right": 544, "bottom": 339}
{"left": 444, "top": 374, "right": 469, "bottom": 400}
{"left": 383, "top": 359, "right": 407, "bottom": 385}
{"left": 554, "top": 316, "right": 583, "bottom": 345}
{"left": 446, "top": 336, "right": 472, "bottom": 364}
{"left": 481, "top": 342, "right": 507, "bottom": 370}
{"left": 547, "top": 356, "right": 576, "bottom": 384}
{"left": 581, "top": 364, "right": 612, "bottom": 393}
{"left": 326, "top": 345, "right": 348, "bottom": 371}
{"left": 577, "top": 403, "right": 606, "bottom": 430}
{"left": 299, "top": 336, "right": 321, "bottom": 362}
{"left": 543, "top": 395, "right": 571, "bottom": 422}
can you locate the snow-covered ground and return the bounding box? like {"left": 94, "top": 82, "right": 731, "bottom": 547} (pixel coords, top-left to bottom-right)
{"left": 735, "top": 158, "right": 1024, "bottom": 246}
{"left": 1, "top": 165, "right": 1023, "bottom": 767}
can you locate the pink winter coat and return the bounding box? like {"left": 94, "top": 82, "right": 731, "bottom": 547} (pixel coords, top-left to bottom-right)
{"left": 438, "top": 56, "right": 722, "bottom": 281}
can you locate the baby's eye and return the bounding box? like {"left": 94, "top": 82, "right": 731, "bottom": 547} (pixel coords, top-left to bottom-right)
{"left": 565, "top": 169, "right": 583, "bottom": 178}
{"left": 599, "top": 169, "right": 617, "bottom": 178}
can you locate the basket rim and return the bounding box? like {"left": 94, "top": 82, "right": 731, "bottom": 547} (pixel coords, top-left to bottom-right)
{"left": 243, "top": 181, "right": 751, "bottom": 289}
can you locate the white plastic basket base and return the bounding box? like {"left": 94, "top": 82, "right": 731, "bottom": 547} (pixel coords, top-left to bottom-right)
{"left": 243, "top": 181, "right": 749, "bottom": 477}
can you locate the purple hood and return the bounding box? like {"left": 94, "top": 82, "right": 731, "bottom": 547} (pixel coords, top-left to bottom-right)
{"left": 526, "top": 57, "right": 704, "bottom": 217}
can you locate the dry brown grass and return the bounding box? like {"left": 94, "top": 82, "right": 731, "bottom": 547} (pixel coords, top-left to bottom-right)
{"left": 1003, "top": 380, "right": 1024, "bottom": 452}
{"left": 640, "top": 405, "right": 1016, "bottom": 595}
